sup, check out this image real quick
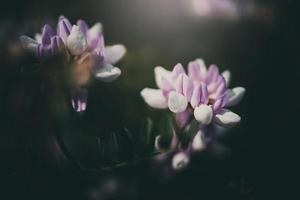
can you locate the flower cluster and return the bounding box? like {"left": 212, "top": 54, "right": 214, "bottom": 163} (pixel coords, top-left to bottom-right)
{"left": 20, "top": 16, "right": 126, "bottom": 112}
{"left": 141, "top": 59, "right": 245, "bottom": 170}
{"left": 141, "top": 58, "right": 245, "bottom": 128}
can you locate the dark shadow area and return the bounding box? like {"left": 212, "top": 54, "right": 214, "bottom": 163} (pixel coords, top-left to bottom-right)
{"left": 0, "top": 0, "right": 298, "bottom": 199}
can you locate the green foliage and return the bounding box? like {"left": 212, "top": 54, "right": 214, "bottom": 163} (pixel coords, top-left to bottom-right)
{"left": 180, "top": 119, "right": 199, "bottom": 148}
{"left": 156, "top": 114, "right": 176, "bottom": 151}
{"left": 135, "top": 118, "right": 154, "bottom": 155}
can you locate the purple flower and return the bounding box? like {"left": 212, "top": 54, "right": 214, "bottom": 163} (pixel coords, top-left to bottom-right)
{"left": 20, "top": 16, "right": 127, "bottom": 112}
{"left": 20, "top": 16, "right": 126, "bottom": 83}
{"left": 71, "top": 88, "right": 88, "bottom": 112}
{"left": 141, "top": 58, "right": 245, "bottom": 128}
{"left": 20, "top": 24, "right": 64, "bottom": 58}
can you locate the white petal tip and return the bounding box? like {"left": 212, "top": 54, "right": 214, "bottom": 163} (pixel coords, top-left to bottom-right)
{"left": 192, "top": 131, "right": 205, "bottom": 151}
{"left": 168, "top": 91, "right": 188, "bottom": 113}
{"left": 94, "top": 65, "right": 121, "bottom": 82}
{"left": 67, "top": 25, "right": 87, "bottom": 55}
{"left": 172, "top": 152, "right": 190, "bottom": 171}
{"left": 225, "top": 87, "right": 245, "bottom": 107}
{"left": 105, "top": 44, "right": 127, "bottom": 64}
{"left": 222, "top": 70, "right": 231, "bottom": 85}
{"left": 214, "top": 109, "right": 241, "bottom": 128}
{"left": 194, "top": 105, "right": 213, "bottom": 125}
{"left": 19, "top": 36, "right": 38, "bottom": 52}
{"left": 140, "top": 88, "right": 168, "bottom": 109}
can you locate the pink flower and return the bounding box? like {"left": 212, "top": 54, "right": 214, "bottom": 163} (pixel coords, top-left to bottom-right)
{"left": 20, "top": 16, "right": 126, "bottom": 83}
{"left": 141, "top": 58, "right": 245, "bottom": 128}
{"left": 20, "top": 16, "right": 127, "bottom": 113}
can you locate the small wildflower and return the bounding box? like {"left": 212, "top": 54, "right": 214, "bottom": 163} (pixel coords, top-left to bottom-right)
{"left": 141, "top": 58, "right": 245, "bottom": 127}
{"left": 20, "top": 16, "right": 127, "bottom": 112}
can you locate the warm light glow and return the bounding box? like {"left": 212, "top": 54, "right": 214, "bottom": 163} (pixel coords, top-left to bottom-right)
{"left": 191, "top": 0, "right": 238, "bottom": 18}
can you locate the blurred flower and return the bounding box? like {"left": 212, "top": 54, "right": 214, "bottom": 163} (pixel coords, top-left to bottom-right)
{"left": 141, "top": 58, "right": 245, "bottom": 128}
{"left": 172, "top": 151, "right": 190, "bottom": 171}
{"left": 71, "top": 88, "right": 88, "bottom": 112}
{"left": 20, "top": 24, "right": 64, "bottom": 58}
{"left": 191, "top": 129, "right": 206, "bottom": 151}
{"left": 20, "top": 16, "right": 127, "bottom": 112}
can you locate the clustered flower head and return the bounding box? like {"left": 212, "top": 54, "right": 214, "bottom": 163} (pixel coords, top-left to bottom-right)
{"left": 141, "top": 59, "right": 245, "bottom": 170}
{"left": 141, "top": 58, "right": 245, "bottom": 128}
{"left": 20, "top": 16, "right": 126, "bottom": 112}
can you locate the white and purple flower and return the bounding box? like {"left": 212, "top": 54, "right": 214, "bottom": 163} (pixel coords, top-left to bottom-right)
{"left": 142, "top": 58, "right": 245, "bottom": 170}
{"left": 20, "top": 16, "right": 126, "bottom": 112}
{"left": 141, "top": 58, "right": 245, "bottom": 128}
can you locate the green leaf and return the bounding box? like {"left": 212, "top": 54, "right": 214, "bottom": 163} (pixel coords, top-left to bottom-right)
{"left": 180, "top": 119, "right": 199, "bottom": 148}
{"left": 157, "top": 115, "right": 175, "bottom": 150}
{"left": 136, "top": 118, "right": 154, "bottom": 154}
{"left": 116, "top": 128, "right": 134, "bottom": 160}
{"left": 107, "top": 132, "right": 119, "bottom": 162}
{"left": 144, "top": 118, "right": 153, "bottom": 147}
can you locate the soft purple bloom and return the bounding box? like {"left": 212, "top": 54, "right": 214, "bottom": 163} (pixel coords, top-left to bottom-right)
{"left": 20, "top": 16, "right": 127, "bottom": 112}
{"left": 141, "top": 58, "right": 245, "bottom": 128}
{"left": 57, "top": 16, "right": 72, "bottom": 42}
{"left": 20, "top": 24, "right": 64, "bottom": 58}
{"left": 20, "top": 16, "right": 126, "bottom": 83}
{"left": 66, "top": 25, "right": 87, "bottom": 55}
{"left": 143, "top": 59, "right": 245, "bottom": 170}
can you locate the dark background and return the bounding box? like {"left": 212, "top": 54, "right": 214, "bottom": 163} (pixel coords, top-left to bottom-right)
{"left": 0, "top": 0, "right": 299, "bottom": 199}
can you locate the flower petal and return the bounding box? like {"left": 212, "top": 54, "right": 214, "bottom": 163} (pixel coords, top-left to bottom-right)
{"left": 172, "top": 152, "right": 190, "bottom": 171}
{"left": 194, "top": 105, "right": 213, "bottom": 125}
{"left": 172, "top": 63, "right": 185, "bottom": 78}
{"left": 41, "top": 24, "right": 55, "bottom": 45}
{"left": 168, "top": 91, "right": 188, "bottom": 113}
{"left": 50, "top": 36, "right": 64, "bottom": 54}
{"left": 190, "top": 85, "right": 200, "bottom": 108}
{"left": 200, "top": 84, "right": 209, "bottom": 104}
{"left": 71, "top": 88, "right": 88, "bottom": 112}
{"left": 35, "top": 33, "right": 42, "bottom": 43}
{"left": 215, "top": 76, "right": 227, "bottom": 97}
{"left": 176, "top": 110, "right": 191, "bottom": 128}
{"left": 37, "top": 44, "right": 51, "bottom": 58}
{"left": 87, "top": 22, "right": 103, "bottom": 48}
{"left": 188, "top": 58, "right": 207, "bottom": 81}
{"left": 225, "top": 87, "right": 245, "bottom": 107}
{"left": 93, "top": 64, "right": 121, "bottom": 82}
{"left": 222, "top": 70, "right": 231, "bottom": 86}
{"left": 57, "top": 16, "right": 72, "bottom": 43}
{"left": 87, "top": 23, "right": 103, "bottom": 38}
{"left": 214, "top": 109, "right": 241, "bottom": 127}
{"left": 77, "top": 19, "right": 89, "bottom": 36}
{"left": 140, "top": 88, "right": 168, "bottom": 109}
{"left": 104, "top": 44, "right": 126, "bottom": 64}
{"left": 161, "top": 78, "right": 174, "bottom": 94}
{"left": 19, "top": 36, "right": 38, "bottom": 52}
{"left": 154, "top": 66, "right": 173, "bottom": 90}
{"left": 176, "top": 74, "right": 193, "bottom": 101}
{"left": 67, "top": 25, "right": 87, "bottom": 55}
{"left": 213, "top": 97, "right": 224, "bottom": 112}
{"left": 192, "top": 130, "right": 205, "bottom": 151}
{"left": 205, "top": 64, "right": 219, "bottom": 83}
